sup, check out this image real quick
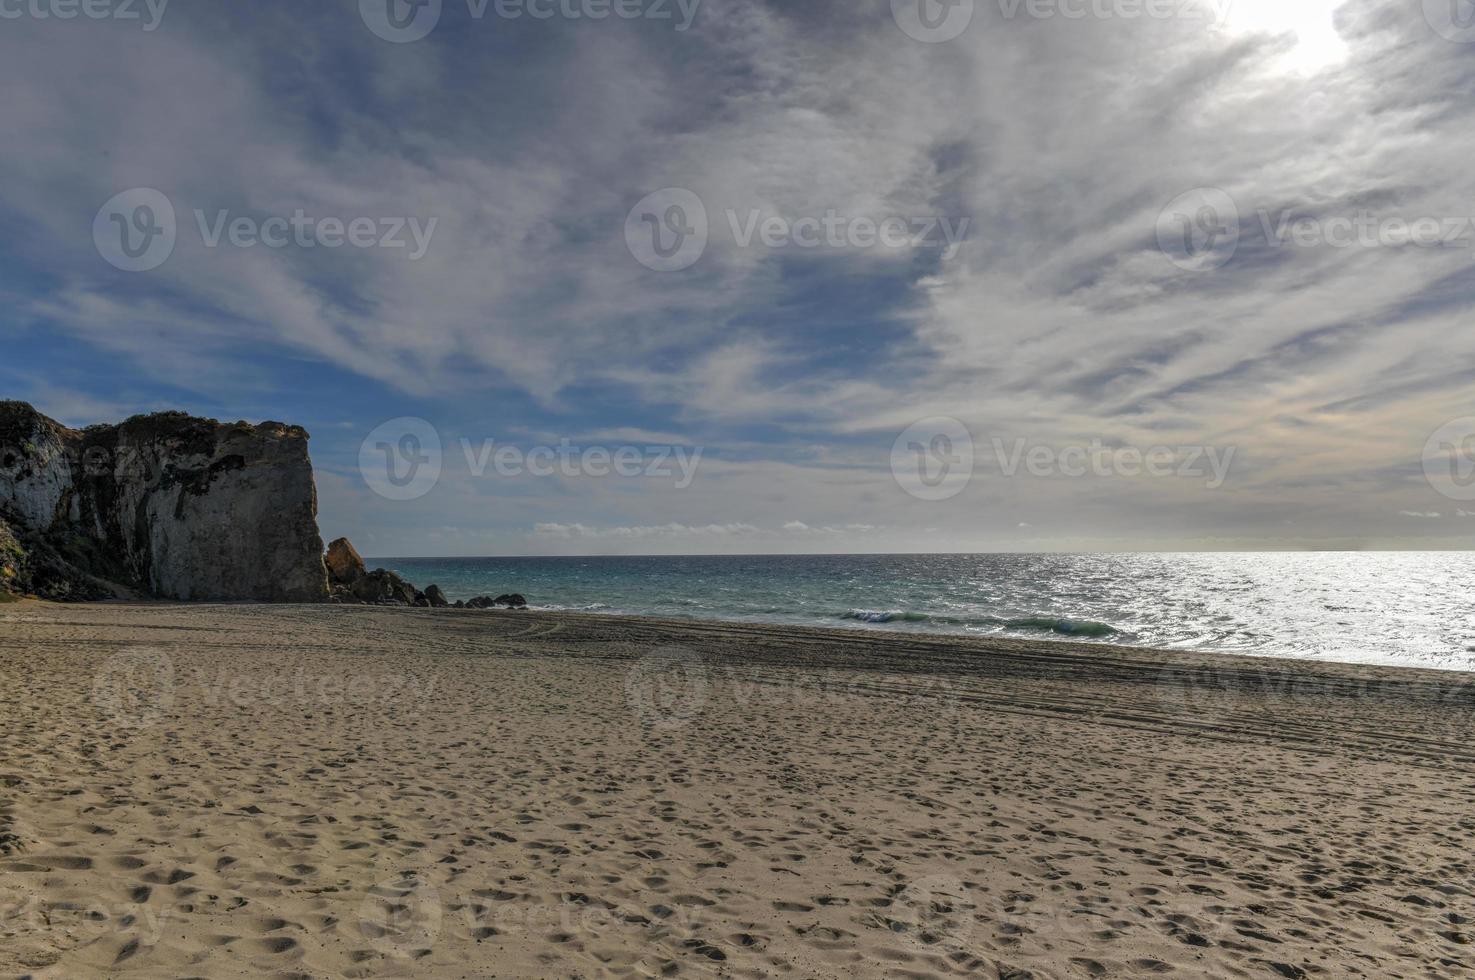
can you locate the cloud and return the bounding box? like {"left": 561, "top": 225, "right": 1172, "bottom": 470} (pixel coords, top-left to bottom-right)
{"left": 534, "top": 522, "right": 761, "bottom": 539}
{"left": 781, "top": 521, "right": 881, "bottom": 534}
{"left": 5, "top": 0, "right": 1475, "bottom": 551}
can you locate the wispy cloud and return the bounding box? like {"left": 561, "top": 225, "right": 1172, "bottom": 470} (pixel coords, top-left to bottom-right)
{"left": 3, "top": 0, "right": 1474, "bottom": 553}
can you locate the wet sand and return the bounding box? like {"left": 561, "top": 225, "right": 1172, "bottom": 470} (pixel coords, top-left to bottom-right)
{"left": 1, "top": 600, "right": 1472, "bottom": 978}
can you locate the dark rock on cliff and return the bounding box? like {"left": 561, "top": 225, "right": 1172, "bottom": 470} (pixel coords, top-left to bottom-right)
{"left": 0, "top": 512, "right": 124, "bottom": 601}
{"left": 0, "top": 515, "right": 18, "bottom": 596}
{"left": 0, "top": 401, "right": 327, "bottom": 602}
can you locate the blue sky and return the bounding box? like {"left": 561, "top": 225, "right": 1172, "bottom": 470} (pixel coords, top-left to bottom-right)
{"left": 3, "top": 0, "right": 1475, "bottom": 555}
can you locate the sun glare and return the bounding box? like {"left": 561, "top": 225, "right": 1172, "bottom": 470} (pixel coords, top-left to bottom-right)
{"left": 1217, "top": 0, "right": 1348, "bottom": 72}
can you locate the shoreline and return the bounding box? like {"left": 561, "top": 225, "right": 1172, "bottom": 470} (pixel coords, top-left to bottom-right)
{"left": 3, "top": 601, "right": 1472, "bottom": 977}
{"left": 12, "top": 595, "right": 1473, "bottom": 678}
{"left": 371, "top": 550, "right": 1475, "bottom": 673}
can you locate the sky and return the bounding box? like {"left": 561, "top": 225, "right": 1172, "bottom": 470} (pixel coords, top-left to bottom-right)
{"left": 2, "top": 0, "right": 1474, "bottom": 556}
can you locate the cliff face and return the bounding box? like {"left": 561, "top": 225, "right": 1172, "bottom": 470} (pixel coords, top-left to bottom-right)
{"left": 0, "top": 402, "right": 327, "bottom": 602}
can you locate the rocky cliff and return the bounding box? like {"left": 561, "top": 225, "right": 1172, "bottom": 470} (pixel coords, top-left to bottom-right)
{"left": 0, "top": 401, "right": 327, "bottom": 602}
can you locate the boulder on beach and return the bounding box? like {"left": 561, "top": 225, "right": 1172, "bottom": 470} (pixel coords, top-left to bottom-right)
{"left": 424, "top": 584, "right": 449, "bottom": 608}
{"left": 325, "top": 537, "right": 366, "bottom": 586}
{"left": 351, "top": 568, "right": 419, "bottom": 606}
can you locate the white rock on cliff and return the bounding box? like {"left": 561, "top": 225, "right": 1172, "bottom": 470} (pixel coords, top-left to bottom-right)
{"left": 0, "top": 401, "right": 328, "bottom": 602}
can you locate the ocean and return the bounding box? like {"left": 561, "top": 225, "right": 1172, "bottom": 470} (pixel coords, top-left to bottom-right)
{"left": 373, "top": 552, "right": 1475, "bottom": 671}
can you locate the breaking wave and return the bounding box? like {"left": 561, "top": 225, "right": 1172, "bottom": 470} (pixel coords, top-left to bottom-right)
{"left": 837, "top": 609, "right": 1120, "bottom": 638}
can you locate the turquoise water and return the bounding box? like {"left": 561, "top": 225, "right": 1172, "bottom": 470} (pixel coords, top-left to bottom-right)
{"left": 373, "top": 552, "right": 1475, "bottom": 671}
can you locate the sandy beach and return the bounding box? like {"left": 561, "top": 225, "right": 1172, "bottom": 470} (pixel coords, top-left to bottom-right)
{"left": 1, "top": 600, "right": 1472, "bottom": 979}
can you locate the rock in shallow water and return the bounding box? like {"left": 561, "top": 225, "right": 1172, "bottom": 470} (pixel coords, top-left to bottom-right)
{"left": 464, "top": 593, "right": 528, "bottom": 609}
